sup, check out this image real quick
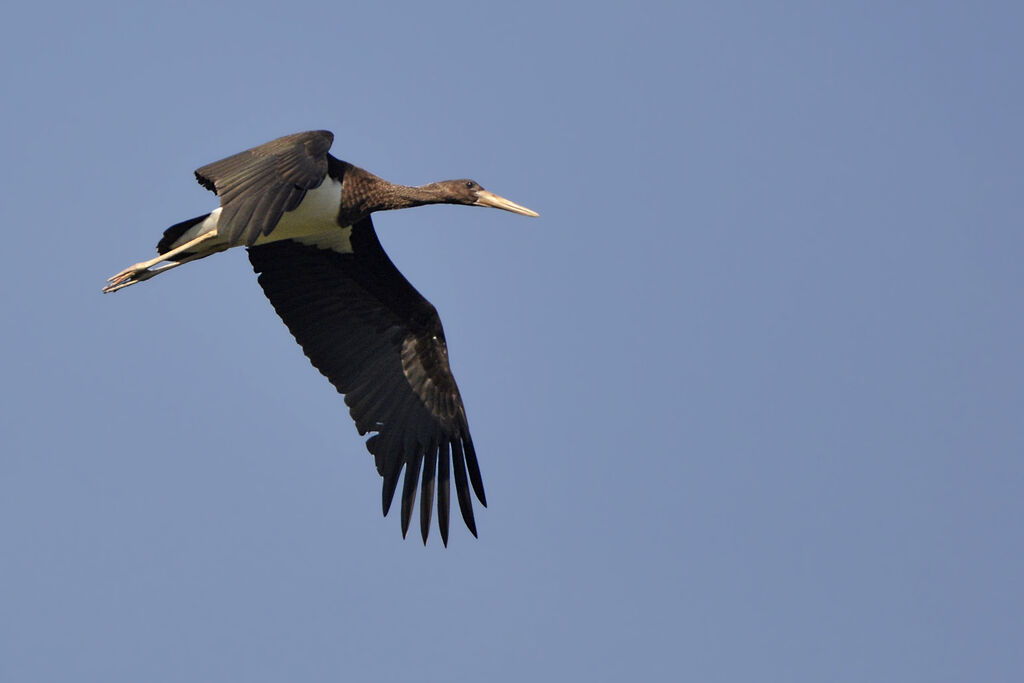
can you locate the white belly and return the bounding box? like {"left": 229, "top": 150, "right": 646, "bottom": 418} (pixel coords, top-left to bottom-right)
{"left": 169, "top": 177, "right": 353, "bottom": 255}
{"left": 253, "top": 177, "right": 353, "bottom": 254}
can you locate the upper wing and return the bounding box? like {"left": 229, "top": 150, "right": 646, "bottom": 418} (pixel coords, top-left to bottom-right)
{"left": 247, "top": 218, "right": 485, "bottom": 545}
{"left": 195, "top": 130, "right": 334, "bottom": 246}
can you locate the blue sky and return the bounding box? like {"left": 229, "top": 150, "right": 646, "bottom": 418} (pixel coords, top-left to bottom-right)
{"left": 2, "top": 2, "right": 1022, "bottom": 681}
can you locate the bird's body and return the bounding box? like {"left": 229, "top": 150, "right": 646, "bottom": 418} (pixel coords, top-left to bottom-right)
{"left": 104, "top": 130, "right": 537, "bottom": 545}
{"left": 163, "top": 176, "right": 349, "bottom": 255}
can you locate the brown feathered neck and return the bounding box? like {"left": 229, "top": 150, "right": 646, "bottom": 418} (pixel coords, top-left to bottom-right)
{"left": 331, "top": 158, "right": 461, "bottom": 224}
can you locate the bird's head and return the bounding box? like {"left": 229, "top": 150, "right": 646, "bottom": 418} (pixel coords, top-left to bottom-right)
{"left": 432, "top": 179, "right": 539, "bottom": 217}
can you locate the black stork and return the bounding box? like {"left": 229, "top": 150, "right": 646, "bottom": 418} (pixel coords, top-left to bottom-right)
{"left": 104, "top": 130, "right": 538, "bottom": 545}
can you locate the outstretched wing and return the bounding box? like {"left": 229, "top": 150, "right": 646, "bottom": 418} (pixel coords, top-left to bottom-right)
{"left": 195, "top": 130, "right": 334, "bottom": 246}
{"left": 247, "top": 217, "right": 485, "bottom": 544}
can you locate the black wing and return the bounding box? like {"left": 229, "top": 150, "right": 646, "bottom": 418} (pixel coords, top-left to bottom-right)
{"left": 247, "top": 218, "right": 485, "bottom": 545}
{"left": 195, "top": 130, "right": 334, "bottom": 246}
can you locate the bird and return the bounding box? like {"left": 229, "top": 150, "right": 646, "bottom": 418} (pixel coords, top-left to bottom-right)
{"left": 103, "top": 130, "right": 538, "bottom": 545}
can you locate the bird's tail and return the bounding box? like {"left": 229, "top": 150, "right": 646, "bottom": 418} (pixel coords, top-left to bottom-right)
{"left": 157, "top": 213, "right": 215, "bottom": 255}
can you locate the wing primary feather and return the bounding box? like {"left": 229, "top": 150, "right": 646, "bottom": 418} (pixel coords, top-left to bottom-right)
{"left": 438, "top": 441, "right": 451, "bottom": 547}
{"left": 399, "top": 445, "right": 422, "bottom": 539}
{"left": 461, "top": 427, "right": 487, "bottom": 506}
{"left": 380, "top": 442, "right": 403, "bottom": 516}
{"left": 420, "top": 442, "right": 438, "bottom": 544}
{"left": 451, "top": 439, "right": 477, "bottom": 537}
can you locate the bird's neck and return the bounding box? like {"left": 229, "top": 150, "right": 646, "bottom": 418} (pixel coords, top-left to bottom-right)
{"left": 379, "top": 182, "right": 447, "bottom": 210}
{"left": 337, "top": 163, "right": 448, "bottom": 221}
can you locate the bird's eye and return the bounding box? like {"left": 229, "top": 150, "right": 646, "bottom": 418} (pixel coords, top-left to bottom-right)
{"left": 465, "top": 181, "right": 475, "bottom": 189}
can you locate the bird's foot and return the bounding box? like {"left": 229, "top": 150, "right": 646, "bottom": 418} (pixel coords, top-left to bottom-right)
{"left": 103, "top": 232, "right": 224, "bottom": 293}
{"left": 103, "top": 263, "right": 160, "bottom": 293}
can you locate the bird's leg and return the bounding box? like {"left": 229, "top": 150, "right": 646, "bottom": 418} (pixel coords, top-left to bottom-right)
{"left": 103, "top": 231, "right": 222, "bottom": 292}
{"left": 102, "top": 247, "right": 226, "bottom": 293}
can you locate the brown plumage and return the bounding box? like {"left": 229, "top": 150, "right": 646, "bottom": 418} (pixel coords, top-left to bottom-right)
{"left": 104, "top": 130, "right": 538, "bottom": 545}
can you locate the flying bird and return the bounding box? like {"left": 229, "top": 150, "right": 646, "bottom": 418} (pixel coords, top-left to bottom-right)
{"left": 104, "top": 130, "right": 538, "bottom": 545}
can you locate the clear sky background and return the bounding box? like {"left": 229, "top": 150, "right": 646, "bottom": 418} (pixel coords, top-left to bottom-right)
{"left": 2, "top": 2, "right": 1021, "bottom": 681}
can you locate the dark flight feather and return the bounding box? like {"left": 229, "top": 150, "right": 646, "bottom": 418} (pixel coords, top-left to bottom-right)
{"left": 247, "top": 222, "right": 484, "bottom": 544}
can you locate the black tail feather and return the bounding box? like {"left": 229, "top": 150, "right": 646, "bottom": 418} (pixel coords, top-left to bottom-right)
{"left": 156, "top": 214, "right": 209, "bottom": 255}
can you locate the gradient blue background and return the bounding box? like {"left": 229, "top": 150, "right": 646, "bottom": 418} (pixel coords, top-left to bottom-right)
{"left": 3, "top": 2, "right": 1022, "bottom": 681}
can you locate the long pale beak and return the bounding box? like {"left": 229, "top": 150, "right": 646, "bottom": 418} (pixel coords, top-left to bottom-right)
{"left": 474, "top": 190, "right": 539, "bottom": 217}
